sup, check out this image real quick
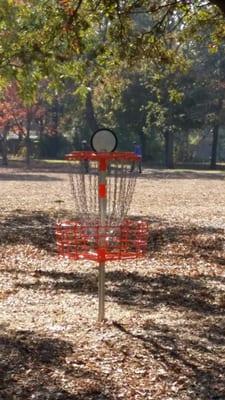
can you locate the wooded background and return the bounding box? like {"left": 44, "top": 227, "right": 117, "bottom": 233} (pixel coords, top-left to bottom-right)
{"left": 0, "top": 0, "right": 225, "bottom": 169}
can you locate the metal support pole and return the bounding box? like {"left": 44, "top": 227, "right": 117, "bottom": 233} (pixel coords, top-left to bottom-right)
{"left": 98, "top": 261, "right": 105, "bottom": 322}
{"left": 98, "top": 158, "right": 107, "bottom": 322}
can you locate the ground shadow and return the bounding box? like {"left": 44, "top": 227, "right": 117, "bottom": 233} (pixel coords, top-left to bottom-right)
{"left": 0, "top": 210, "right": 56, "bottom": 251}
{"left": 0, "top": 173, "right": 62, "bottom": 181}
{"left": 113, "top": 319, "right": 225, "bottom": 400}
{"left": 0, "top": 327, "right": 114, "bottom": 399}
{"left": 15, "top": 268, "right": 225, "bottom": 316}
{"left": 0, "top": 159, "right": 72, "bottom": 173}
{"left": 148, "top": 222, "right": 224, "bottom": 262}
{"left": 140, "top": 168, "right": 225, "bottom": 181}
{"left": 106, "top": 270, "right": 225, "bottom": 314}
{"left": 10, "top": 219, "right": 225, "bottom": 314}
{"left": 2, "top": 213, "right": 225, "bottom": 399}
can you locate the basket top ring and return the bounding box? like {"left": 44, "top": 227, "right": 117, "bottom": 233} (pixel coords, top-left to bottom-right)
{"left": 65, "top": 151, "right": 140, "bottom": 161}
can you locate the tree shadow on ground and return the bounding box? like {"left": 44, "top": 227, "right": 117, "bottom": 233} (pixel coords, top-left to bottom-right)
{"left": 0, "top": 173, "right": 62, "bottom": 181}
{"left": 0, "top": 211, "right": 56, "bottom": 251}
{"left": 2, "top": 216, "right": 225, "bottom": 399}
{"left": 0, "top": 327, "right": 114, "bottom": 400}
{"left": 0, "top": 159, "right": 72, "bottom": 173}
{"left": 140, "top": 168, "right": 225, "bottom": 180}
{"left": 148, "top": 222, "right": 224, "bottom": 263}
{"left": 108, "top": 270, "right": 225, "bottom": 315}
{"left": 12, "top": 220, "right": 225, "bottom": 314}
{"left": 3, "top": 210, "right": 223, "bottom": 263}
{"left": 15, "top": 268, "right": 225, "bottom": 316}
{"left": 113, "top": 319, "right": 225, "bottom": 400}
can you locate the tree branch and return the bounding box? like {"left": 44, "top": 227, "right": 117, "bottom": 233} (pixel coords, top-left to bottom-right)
{"left": 210, "top": 0, "right": 225, "bottom": 15}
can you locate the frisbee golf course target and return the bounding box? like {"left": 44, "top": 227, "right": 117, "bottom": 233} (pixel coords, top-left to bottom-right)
{"left": 91, "top": 128, "right": 117, "bottom": 153}
{"left": 55, "top": 129, "right": 148, "bottom": 322}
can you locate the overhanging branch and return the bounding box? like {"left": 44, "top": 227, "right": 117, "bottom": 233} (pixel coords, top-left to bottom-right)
{"left": 210, "top": 0, "right": 225, "bottom": 15}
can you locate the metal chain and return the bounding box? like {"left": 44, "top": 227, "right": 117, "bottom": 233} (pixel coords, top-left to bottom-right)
{"left": 68, "top": 158, "right": 138, "bottom": 226}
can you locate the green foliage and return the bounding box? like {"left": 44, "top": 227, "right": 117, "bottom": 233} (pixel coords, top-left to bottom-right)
{"left": 1, "top": 0, "right": 225, "bottom": 166}
{"left": 0, "top": 0, "right": 222, "bottom": 98}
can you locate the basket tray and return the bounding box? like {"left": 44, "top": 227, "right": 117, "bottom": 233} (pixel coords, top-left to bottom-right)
{"left": 55, "top": 219, "right": 148, "bottom": 262}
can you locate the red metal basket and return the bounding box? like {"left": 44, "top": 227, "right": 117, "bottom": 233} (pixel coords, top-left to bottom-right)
{"left": 55, "top": 219, "right": 149, "bottom": 262}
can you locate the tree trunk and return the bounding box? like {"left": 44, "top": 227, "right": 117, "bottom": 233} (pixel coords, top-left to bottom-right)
{"left": 164, "top": 131, "right": 174, "bottom": 169}
{"left": 25, "top": 112, "right": 31, "bottom": 167}
{"left": 0, "top": 124, "right": 10, "bottom": 166}
{"left": 52, "top": 97, "right": 59, "bottom": 134}
{"left": 210, "top": 123, "right": 219, "bottom": 169}
{"left": 138, "top": 132, "right": 147, "bottom": 160}
{"left": 85, "top": 90, "right": 99, "bottom": 133}
{"left": 210, "top": 95, "right": 223, "bottom": 169}
{"left": 1, "top": 137, "right": 8, "bottom": 166}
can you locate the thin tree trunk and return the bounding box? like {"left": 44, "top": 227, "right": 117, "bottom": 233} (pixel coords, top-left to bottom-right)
{"left": 25, "top": 112, "right": 31, "bottom": 167}
{"left": 1, "top": 124, "right": 10, "bottom": 166}
{"left": 52, "top": 97, "right": 59, "bottom": 134}
{"left": 164, "top": 131, "right": 174, "bottom": 169}
{"left": 210, "top": 96, "right": 223, "bottom": 169}
{"left": 210, "top": 123, "right": 219, "bottom": 169}
{"left": 138, "top": 132, "right": 147, "bottom": 160}
{"left": 85, "top": 90, "right": 99, "bottom": 133}
{"left": 1, "top": 138, "right": 8, "bottom": 166}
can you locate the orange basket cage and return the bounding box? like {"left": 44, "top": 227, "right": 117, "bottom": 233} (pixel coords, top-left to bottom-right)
{"left": 55, "top": 150, "right": 148, "bottom": 262}
{"left": 55, "top": 219, "right": 148, "bottom": 262}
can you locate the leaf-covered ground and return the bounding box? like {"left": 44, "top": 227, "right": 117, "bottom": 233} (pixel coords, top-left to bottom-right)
{"left": 0, "top": 163, "right": 225, "bottom": 400}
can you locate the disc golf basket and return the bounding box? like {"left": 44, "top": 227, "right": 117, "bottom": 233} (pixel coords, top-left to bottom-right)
{"left": 55, "top": 129, "right": 148, "bottom": 321}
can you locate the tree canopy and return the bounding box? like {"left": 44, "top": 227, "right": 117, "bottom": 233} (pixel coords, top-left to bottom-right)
{"left": 0, "top": 0, "right": 224, "bottom": 99}
{"left": 0, "top": 0, "right": 225, "bottom": 168}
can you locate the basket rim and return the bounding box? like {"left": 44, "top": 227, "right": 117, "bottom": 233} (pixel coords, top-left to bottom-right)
{"left": 65, "top": 151, "right": 140, "bottom": 161}
{"left": 55, "top": 219, "right": 148, "bottom": 228}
